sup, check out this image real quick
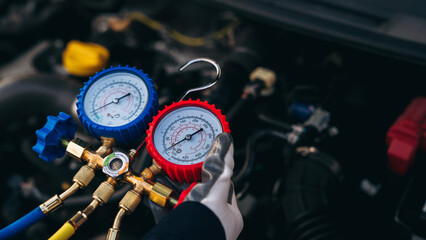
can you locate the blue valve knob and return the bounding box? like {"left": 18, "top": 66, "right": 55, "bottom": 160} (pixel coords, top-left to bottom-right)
{"left": 32, "top": 112, "right": 77, "bottom": 162}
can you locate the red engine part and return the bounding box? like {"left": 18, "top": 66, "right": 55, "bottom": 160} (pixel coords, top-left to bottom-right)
{"left": 386, "top": 97, "right": 426, "bottom": 175}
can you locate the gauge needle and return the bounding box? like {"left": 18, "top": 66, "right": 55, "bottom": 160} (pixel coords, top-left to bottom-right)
{"left": 91, "top": 93, "right": 131, "bottom": 113}
{"left": 164, "top": 128, "right": 204, "bottom": 151}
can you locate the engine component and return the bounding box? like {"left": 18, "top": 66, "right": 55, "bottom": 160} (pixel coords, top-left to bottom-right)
{"left": 290, "top": 102, "right": 317, "bottom": 121}
{"left": 203, "top": 38, "right": 261, "bottom": 113}
{"left": 249, "top": 67, "right": 276, "bottom": 97}
{"left": 386, "top": 97, "right": 426, "bottom": 175}
{"left": 304, "top": 108, "right": 330, "bottom": 133}
{"left": 283, "top": 150, "right": 343, "bottom": 240}
{"left": 285, "top": 107, "right": 334, "bottom": 145}
{"left": 76, "top": 66, "right": 159, "bottom": 145}
{"left": 232, "top": 129, "right": 289, "bottom": 188}
{"left": 62, "top": 40, "right": 110, "bottom": 77}
{"left": 3, "top": 1, "right": 426, "bottom": 239}
{"left": 226, "top": 67, "right": 277, "bottom": 121}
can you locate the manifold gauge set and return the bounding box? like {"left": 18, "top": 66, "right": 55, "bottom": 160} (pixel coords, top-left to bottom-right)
{"left": 75, "top": 58, "right": 229, "bottom": 181}
{"left": 16, "top": 58, "right": 229, "bottom": 240}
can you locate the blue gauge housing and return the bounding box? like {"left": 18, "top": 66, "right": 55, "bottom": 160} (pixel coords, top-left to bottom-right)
{"left": 76, "top": 66, "right": 158, "bottom": 145}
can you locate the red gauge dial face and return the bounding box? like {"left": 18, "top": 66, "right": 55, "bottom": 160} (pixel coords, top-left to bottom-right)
{"left": 153, "top": 106, "right": 222, "bottom": 165}
{"left": 146, "top": 100, "right": 230, "bottom": 183}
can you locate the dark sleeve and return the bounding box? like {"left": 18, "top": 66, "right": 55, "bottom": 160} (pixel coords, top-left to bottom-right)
{"left": 142, "top": 201, "right": 226, "bottom": 240}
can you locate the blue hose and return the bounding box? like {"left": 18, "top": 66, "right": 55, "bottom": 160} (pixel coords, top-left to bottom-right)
{"left": 0, "top": 206, "right": 45, "bottom": 240}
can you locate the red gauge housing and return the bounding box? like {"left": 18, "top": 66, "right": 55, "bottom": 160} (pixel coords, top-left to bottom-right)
{"left": 146, "top": 99, "right": 230, "bottom": 183}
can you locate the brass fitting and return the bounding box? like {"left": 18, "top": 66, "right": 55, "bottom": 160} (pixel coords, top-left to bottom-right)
{"left": 123, "top": 173, "right": 153, "bottom": 194}
{"left": 59, "top": 182, "right": 80, "bottom": 200}
{"left": 107, "top": 208, "right": 126, "bottom": 240}
{"left": 106, "top": 164, "right": 177, "bottom": 239}
{"left": 73, "top": 165, "right": 95, "bottom": 188}
{"left": 69, "top": 211, "right": 88, "bottom": 229}
{"left": 149, "top": 182, "right": 173, "bottom": 207}
{"left": 81, "top": 150, "right": 105, "bottom": 169}
{"left": 69, "top": 200, "right": 100, "bottom": 228}
{"left": 66, "top": 139, "right": 89, "bottom": 161}
{"left": 66, "top": 136, "right": 114, "bottom": 169}
{"left": 96, "top": 137, "right": 115, "bottom": 157}
{"left": 150, "top": 161, "right": 162, "bottom": 175}
{"left": 106, "top": 228, "right": 120, "bottom": 240}
{"left": 128, "top": 149, "right": 137, "bottom": 160}
{"left": 92, "top": 179, "right": 117, "bottom": 205}
{"left": 140, "top": 168, "right": 154, "bottom": 181}
{"left": 40, "top": 137, "right": 117, "bottom": 220}
{"left": 122, "top": 163, "right": 176, "bottom": 208}
{"left": 39, "top": 195, "right": 63, "bottom": 214}
{"left": 63, "top": 178, "right": 116, "bottom": 233}
{"left": 119, "top": 190, "right": 141, "bottom": 214}
{"left": 39, "top": 182, "right": 80, "bottom": 214}
{"left": 141, "top": 161, "right": 162, "bottom": 180}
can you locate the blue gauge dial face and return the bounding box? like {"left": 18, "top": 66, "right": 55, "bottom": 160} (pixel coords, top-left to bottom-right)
{"left": 83, "top": 72, "right": 149, "bottom": 127}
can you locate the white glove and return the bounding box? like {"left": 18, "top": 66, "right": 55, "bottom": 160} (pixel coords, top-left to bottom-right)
{"left": 178, "top": 132, "right": 243, "bottom": 240}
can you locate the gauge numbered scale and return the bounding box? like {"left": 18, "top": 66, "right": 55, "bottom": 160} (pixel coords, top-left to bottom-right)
{"left": 146, "top": 99, "right": 230, "bottom": 183}
{"left": 76, "top": 66, "right": 158, "bottom": 144}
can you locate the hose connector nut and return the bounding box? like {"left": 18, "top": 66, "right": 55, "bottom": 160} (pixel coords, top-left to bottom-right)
{"left": 66, "top": 138, "right": 89, "bottom": 161}
{"left": 119, "top": 190, "right": 141, "bottom": 214}
{"left": 141, "top": 161, "right": 162, "bottom": 180}
{"left": 73, "top": 165, "right": 95, "bottom": 188}
{"left": 69, "top": 211, "right": 88, "bottom": 228}
{"left": 149, "top": 182, "right": 173, "bottom": 207}
{"left": 39, "top": 194, "right": 63, "bottom": 214}
{"left": 96, "top": 137, "right": 115, "bottom": 157}
{"left": 141, "top": 168, "right": 154, "bottom": 180}
{"left": 106, "top": 228, "right": 120, "bottom": 240}
{"left": 93, "top": 181, "right": 115, "bottom": 205}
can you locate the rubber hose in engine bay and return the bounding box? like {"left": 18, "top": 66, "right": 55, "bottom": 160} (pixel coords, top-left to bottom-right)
{"left": 283, "top": 150, "right": 343, "bottom": 240}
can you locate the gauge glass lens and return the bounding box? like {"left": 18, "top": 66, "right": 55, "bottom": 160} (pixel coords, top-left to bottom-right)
{"left": 83, "top": 72, "right": 149, "bottom": 127}
{"left": 153, "top": 106, "right": 223, "bottom": 165}
{"left": 109, "top": 158, "right": 123, "bottom": 171}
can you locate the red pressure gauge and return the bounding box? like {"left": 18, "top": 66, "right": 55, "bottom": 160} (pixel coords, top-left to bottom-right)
{"left": 146, "top": 99, "right": 230, "bottom": 183}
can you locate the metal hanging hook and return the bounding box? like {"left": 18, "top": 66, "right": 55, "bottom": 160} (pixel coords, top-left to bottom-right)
{"left": 178, "top": 58, "right": 222, "bottom": 101}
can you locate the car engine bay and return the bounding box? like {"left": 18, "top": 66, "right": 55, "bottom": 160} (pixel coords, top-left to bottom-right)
{"left": 0, "top": 0, "right": 425, "bottom": 239}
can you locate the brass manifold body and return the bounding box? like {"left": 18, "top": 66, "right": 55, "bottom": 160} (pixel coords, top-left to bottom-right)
{"left": 106, "top": 162, "right": 177, "bottom": 240}
{"left": 39, "top": 137, "right": 114, "bottom": 215}
{"left": 56, "top": 136, "right": 177, "bottom": 237}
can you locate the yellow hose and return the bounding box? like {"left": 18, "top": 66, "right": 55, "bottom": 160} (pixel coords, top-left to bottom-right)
{"left": 49, "top": 222, "right": 75, "bottom": 240}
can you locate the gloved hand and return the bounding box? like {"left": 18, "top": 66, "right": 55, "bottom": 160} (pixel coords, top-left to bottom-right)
{"left": 143, "top": 133, "right": 243, "bottom": 240}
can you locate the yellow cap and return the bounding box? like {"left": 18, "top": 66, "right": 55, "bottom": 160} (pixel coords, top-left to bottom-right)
{"left": 62, "top": 40, "right": 110, "bottom": 77}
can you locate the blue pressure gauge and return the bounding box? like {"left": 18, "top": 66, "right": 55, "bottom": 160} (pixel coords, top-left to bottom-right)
{"left": 76, "top": 66, "right": 158, "bottom": 145}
